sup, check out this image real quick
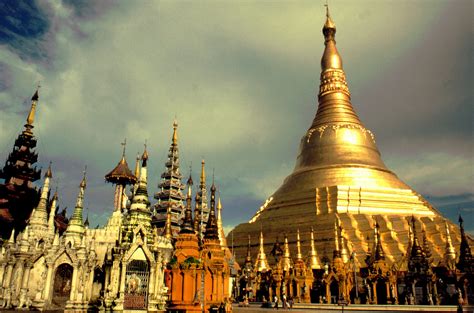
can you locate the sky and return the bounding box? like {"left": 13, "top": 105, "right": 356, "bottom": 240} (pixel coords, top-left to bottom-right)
{"left": 0, "top": 0, "right": 472, "bottom": 234}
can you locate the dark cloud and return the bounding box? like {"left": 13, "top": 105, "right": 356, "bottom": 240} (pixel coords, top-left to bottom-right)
{"left": 0, "top": 0, "right": 50, "bottom": 61}
{"left": 62, "top": 0, "right": 115, "bottom": 20}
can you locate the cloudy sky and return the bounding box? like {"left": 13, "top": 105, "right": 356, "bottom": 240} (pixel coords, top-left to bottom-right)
{"left": 0, "top": 0, "right": 472, "bottom": 234}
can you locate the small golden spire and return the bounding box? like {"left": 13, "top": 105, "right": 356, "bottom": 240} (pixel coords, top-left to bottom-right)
{"left": 296, "top": 229, "right": 303, "bottom": 261}
{"left": 45, "top": 161, "right": 52, "bottom": 178}
{"left": 134, "top": 153, "right": 140, "bottom": 178}
{"left": 309, "top": 227, "right": 322, "bottom": 269}
{"left": 245, "top": 234, "right": 252, "bottom": 263}
{"left": 281, "top": 234, "right": 292, "bottom": 271}
{"left": 217, "top": 196, "right": 222, "bottom": 210}
{"left": 333, "top": 216, "right": 341, "bottom": 258}
{"left": 323, "top": 1, "right": 336, "bottom": 31}
{"left": 200, "top": 159, "right": 206, "bottom": 183}
{"left": 142, "top": 141, "right": 149, "bottom": 161}
{"left": 172, "top": 119, "right": 178, "bottom": 145}
{"left": 80, "top": 166, "right": 87, "bottom": 189}
{"left": 444, "top": 220, "right": 456, "bottom": 262}
{"left": 320, "top": 2, "right": 344, "bottom": 72}
{"left": 255, "top": 230, "right": 270, "bottom": 272}
{"left": 24, "top": 87, "right": 40, "bottom": 135}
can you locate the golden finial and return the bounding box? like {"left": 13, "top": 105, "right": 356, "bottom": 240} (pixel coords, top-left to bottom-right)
{"left": 24, "top": 85, "right": 40, "bottom": 135}
{"left": 310, "top": 227, "right": 321, "bottom": 269}
{"left": 134, "top": 153, "right": 140, "bottom": 178}
{"left": 45, "top": 161, "right": 52, "bottom": 178}
{"left": 323, "top": 1, "right": 336, "bottom": 31}
{"left": 200, "top": 159, "right": 206, "bottom": 183}
{"left": 296, "top": 229, "right": 303, "bottom": 260}
{"left": 80, "top": 166, "right": 87, "bottom": 188}
{"left": 187, "top": 166, "right": 193, "bottom": 197}
{"left": 172, "top": 119, "right": 178, "bottom": 145}
{"left": 142, "top": 140, "right": 149, "bottom": 161}
{"left": 121, "top": 139, "right": 126, "bottom": 156}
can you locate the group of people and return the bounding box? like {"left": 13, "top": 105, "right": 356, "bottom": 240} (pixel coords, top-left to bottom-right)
{"left": 273, "top": 294, "right": 294, "bottom": 310}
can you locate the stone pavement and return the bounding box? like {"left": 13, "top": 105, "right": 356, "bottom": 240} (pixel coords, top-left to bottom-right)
{"left": 233, "top": 303, "right": 473, "bottom": 313}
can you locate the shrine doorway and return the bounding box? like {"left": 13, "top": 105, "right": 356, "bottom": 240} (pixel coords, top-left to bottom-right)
{"left": 124, "top": 259, "right": 150, "bottom": 309}
{"left": 51, "top": 263, "right": 73, "bottom": 308}
{"left": 376, "top": 279, "right": 388, "bottom": 304}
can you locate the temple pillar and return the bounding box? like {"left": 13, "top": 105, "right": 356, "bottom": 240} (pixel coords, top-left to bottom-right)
{"left": 325, "top": 281, "right": 330, "bottom": 303}
{"left": 86, "top": 266, "right": 95, "bottom": 302}
{"left": 69, "top": 264, "right": 79, "bottom": 302}
{"left": 42, "top": 263, "right": 54, "bottom": 302}
{"left": 119, "top": 261, "right": 127, "bottom": 297}
{"left": 372, "top": 283, "right": 377, "bottom": 304}
{"left": 0, "top": 263, "right": 6, "bottom": 285}
{"left": 148, "top": 264, "right": 156, "bottom": 299}
{"left": 2, "top": 262, "right": 14, "bottom": 289}
{"left": 433, "top": 282, "right": 439, "bottom": 305}
{"left": 20, "top": 263, "right": 31, "bottom": 289}
{"left": 276, "top": 281, "right": 281, "bottom": 298}
{"left": 110, "top": 260, "right": 120, "bottom": 295}
{"left": 12, "top": 261, "right": 24, "bottom": 294}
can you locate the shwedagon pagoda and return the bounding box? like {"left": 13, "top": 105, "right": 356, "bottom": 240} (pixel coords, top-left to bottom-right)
{"left": 0, "top": 5, "right": 472, "bottom": 313}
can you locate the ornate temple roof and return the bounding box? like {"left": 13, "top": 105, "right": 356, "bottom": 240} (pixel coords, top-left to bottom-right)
{"left": 105, "top": 142, "right": 137, "bottom": 185}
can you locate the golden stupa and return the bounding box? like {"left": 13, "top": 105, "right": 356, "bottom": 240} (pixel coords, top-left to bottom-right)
{"left": 229, "top": 9, "right": 462, "bottom": 266}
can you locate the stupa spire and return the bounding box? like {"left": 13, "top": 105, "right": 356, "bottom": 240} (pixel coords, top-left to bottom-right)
{"left": 216, "top": 192, "right": 227, "bottom": 248}
{"left": 333, "top": 216, "right": 341, "bottom": 258}
{"left": 65, "top": 169, "right": 87, "bottom": 239}
{"left": 245, "top": 235, "right": 252, "bottom": 264}
{"left": 309, "top": 227, "right": 322, "bottom": 269}
{"left": 296, "top": 229, "right": 303, "bottom": 261}
{"left": 444, "top": 221, "right": 456, "bottom": 264}
{"left": 456, "top": 215, "right": 474, "bottom": 273}
{"left": 255, "top": 230, "right": 270, "bottom": 272}
{"left": 123, "top": 145, "right": 153, "bottom": 244}
{"left": 204, "top": 179, "right": 218, "bottom": 240}
{"left": 340, "top": 228, "right": 349, "bottom": 263}
{"left": 24, "top": 87, "right": 39, "bottom": 135}
{"left": 29, "top": 162, "right": 52, "bottom": 230}
{"left": 48, "top": 191, "right": 58, "bottom": 235}
{"left": 153, "top": 121, "right": 185, "bottom": 237}
{"left": 180, "top": 172, "right": 194, "bottom": 234}
{"left": 193, "top": 159, "right": 208, "bottom": 235}
{"left": 373, "top": 220, "right": 385, "bottom": 261}
{"left": 0, "top": 88, "right": 42, "bottom": 238}
{"left": 282, "top": 234, "right": 292, "bottom": 272}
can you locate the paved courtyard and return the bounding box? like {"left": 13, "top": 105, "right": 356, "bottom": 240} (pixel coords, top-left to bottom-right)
{"left": 233, "top": 303, "right": 473, "bottom": 313}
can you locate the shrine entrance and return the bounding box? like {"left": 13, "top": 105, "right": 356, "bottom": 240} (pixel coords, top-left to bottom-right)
{"left": 51, "top": 263, "right": 73, "bottom": 308}
{"left": 124, "top": 260, "right": 150, "bottom": 309}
